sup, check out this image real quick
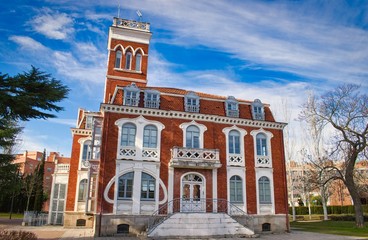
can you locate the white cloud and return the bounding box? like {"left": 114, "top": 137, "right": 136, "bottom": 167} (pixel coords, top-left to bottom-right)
{"left": 29, "top": 8, "right": 74, "bottom": 40}
{"left": 9, "top": 36, "right": 48, "bottom": 52}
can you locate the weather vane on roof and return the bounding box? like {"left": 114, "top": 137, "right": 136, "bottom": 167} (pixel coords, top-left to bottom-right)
{"left": 136, "top": 10, "right": 142, "bottom": 21}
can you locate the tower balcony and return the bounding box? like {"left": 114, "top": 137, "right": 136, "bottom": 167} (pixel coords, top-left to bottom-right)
{"left": 170, "top": 147, "right": 222, "bottom": 169}
{"left": 113, "top": 17, "right": 150, "bottom": 32}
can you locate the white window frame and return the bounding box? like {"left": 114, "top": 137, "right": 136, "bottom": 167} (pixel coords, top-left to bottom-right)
{"left": 115, "top": 50, "right": 122, "bottom": 68}
{"left": 222, "top": 126, "right": 247, "bottom": 166}
{"left": 123, "top": 83, "right": 140, "bottom": 106}
{"left": 250, "top": 128, "right": 273, "bottom": 168}
{"left": 118, "top": 172, "right": 134, "bottom": 199}
{"left": 251, "top": 99, "right": 265, "bottom": 120}
{"left": 144, "top": 90, "right": 160, "bottom": 109}
{"left": 78, "top": 138, "right": 92, "bottom": 170}
{"left": 255, "top": 169, "right": 275, "bottom": 214}
{"left": 225, "top": 96, "right": 239, "bottom": 117}
{"left": 184, "top": 91, "right": 200, "bottom": 113}
{"left": 135, "top": 53, "right": 142, "bottom": 72}
{"left": 180, "top": 121, "right": 207, "bottom": 149}
{"left": 125, "top": 52, "right": 132, "bottom": 70}
{"left": 229, "top": 175, "right": 243, "bottom": 203}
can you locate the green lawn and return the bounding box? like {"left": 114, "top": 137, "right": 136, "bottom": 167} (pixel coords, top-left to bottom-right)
{"left": 0, "top": 212, "right": 24, "bottom": 219}
{"left": 291, "top": 220, "right": 368, "bottom": 238}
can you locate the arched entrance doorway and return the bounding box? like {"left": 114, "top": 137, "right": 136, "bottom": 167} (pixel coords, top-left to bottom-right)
{"left": 181, "top": 173, "right": 205, "bottom": 212}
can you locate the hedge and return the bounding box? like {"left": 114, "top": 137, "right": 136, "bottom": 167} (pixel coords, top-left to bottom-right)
{"left": 289, "top": 205, "right": 368, "bottom": 215}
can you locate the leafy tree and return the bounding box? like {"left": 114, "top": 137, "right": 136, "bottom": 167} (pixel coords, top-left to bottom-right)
{"left": 300, "top": 84, "right": 368, "bottom": 228}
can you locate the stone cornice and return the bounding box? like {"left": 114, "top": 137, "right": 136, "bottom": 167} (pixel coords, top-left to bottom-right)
{"left": 100, "top": 104, "right": 287, "bottom": 130}
{"left": 71, "top": 128, "right": 92, "bottom": 136}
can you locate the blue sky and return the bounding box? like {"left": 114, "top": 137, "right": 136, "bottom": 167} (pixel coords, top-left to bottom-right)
{"left": 1, "top": 0, "right": 368, "bottom": 157}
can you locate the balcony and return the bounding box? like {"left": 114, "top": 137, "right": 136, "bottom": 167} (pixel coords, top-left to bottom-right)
{"left": 228, "top": 154, "right": 244, "bottom": 166}
{"left": 170, "top": 147, "right": 221, "bottom": 169}
{"left": 55, "top": 164, "right": 70, "bottom": 173}
{"left": 118, "top": 146, "right": 159, "bottom": 161}
{"left": 255, "top": 155, "right": 271, "bottom": 168}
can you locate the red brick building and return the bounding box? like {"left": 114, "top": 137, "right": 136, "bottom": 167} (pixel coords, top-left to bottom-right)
{"left": 61, "top": 17, "right": 288, "bottom": 237}
{"left": 13, "top": 151, "right": 70, "bottom": 211}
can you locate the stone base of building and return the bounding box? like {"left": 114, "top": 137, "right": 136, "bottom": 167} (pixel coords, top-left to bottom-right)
{"left": 63, "top": 211, "right": 95, "bottom": 228}
{"left": 252, "top": 214, "right": 288, "bottom": 233}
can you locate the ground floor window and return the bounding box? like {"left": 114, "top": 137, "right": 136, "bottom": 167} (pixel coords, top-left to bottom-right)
{"left": 50, "top": 183, "right": 66, "bottom": 225}
{"left": 141, "top": 173, "right": 155, "bottom": 200}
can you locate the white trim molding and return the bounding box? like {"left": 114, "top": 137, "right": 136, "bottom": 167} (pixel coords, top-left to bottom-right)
{"left": 222, "top": 125, "right": 247, "bottom": 167}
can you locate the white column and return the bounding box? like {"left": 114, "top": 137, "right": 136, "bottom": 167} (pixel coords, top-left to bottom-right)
{"left": 132, "top": 165, "right": 143, "bottom": 214}
{"left": 212, "top": 168, "right": 218, "bottom": 213}
{"left": 168, "top": 167, "right": 174, "bottom": 214}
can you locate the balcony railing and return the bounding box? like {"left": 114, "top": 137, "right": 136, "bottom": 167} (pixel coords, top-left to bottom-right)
{"left": 170, "top": 147, "right": 221, "bottom": 169}
{"left": 118, "top": 146, "right": 159, "bottom": 161}
{"left": 228, "top": 154, "right": 243, "bottom": 166}
{"left": 118, "top": 146, "right": 137, "bottom": 159}
{"left": 256, "top": 155, "right": 271, "bottom": 168}
{"left": 113, "top": 17, "right": 150, "bottom": 32}
{"left": 226, "top": 109, "right": 239, "bottom": 118}
{"left": 55, "top": 164, "right": 70, "bottom": 173}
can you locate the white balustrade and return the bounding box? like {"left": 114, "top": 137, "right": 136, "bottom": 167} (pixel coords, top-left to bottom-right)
{"left": 228, "top": 154, "right": 243, "bottom": 165}
{"left": 119, "top": 146, "right": 137, "bottom": 159}
{"left": 171, "top": 147, "right": 219, "bottom": 161}
{"left": 55, "top": 164, "right": 70, "bottom": 173}
{"left": 256, "top": 155, "right": 271, "bottom": 167}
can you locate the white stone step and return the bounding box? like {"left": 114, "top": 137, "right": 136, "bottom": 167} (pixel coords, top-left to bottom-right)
{"left": 148, "top": 213, "right": 255, "bottom": 238}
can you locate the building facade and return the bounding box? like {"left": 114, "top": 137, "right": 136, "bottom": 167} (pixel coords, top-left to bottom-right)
{"left": 62, "top": 17, "right": 288, "bottom": 236}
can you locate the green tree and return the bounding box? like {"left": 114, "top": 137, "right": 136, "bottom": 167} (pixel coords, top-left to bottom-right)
{"left": 33, "top": 149, "right": 46, "bottom": 212}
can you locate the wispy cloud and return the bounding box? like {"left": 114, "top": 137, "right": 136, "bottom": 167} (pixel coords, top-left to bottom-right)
{"left": 8, "top": 36, "right": 48, "bottom": 52}
{"left": 28, "top": 8, "right": 74, "bottom": 40}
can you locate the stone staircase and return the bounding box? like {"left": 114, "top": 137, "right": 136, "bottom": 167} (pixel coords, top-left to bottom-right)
{"left": 147, "top": 213, "right": 256, "bottom": 238}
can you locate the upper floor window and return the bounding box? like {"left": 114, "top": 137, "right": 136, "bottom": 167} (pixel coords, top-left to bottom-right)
{"left": 252, "top": 99, "right": 265, "bottom": 120}
{"left": 135, "top": 53, "right": 142, "bottom": 71}
{"left": 115, "top": 50, "right": 122, "bottom": 68}
{"left": 225, "top": 96, "right": 239, "bottom": 117}
{"left": 78, "top": 179, "right": 88, "bottom": 201}
{"left": 121, "top": 123, "right": 136, "bottom": 147}
{"left": 144, "top": 90, "right": 160, "bottom": 109}
{"left": 85, "top": 115, "right": 93, "bottom": 129}
{"left": 125, "top": 52, "right": 132, "bottom": 69}
{"left": 123, "top": 83, "right": 140, "bottom": 106}
{"left": 141, "top": 173, "right": 155, "bottom": 200}
{"left": 184, "top": 92, "right": 200, "bottom": 113}
{"left": 230, "top": 175, "right": 243, "bottom": 203}
{"left": 143, "top": 125, "right": 158, "bottom": 148}
{"left": 256, "top": 133, "right": 268, "bottom": 156}
{"left": 82, "top": 140, "right": 92, "bottom": 161}
{"left": 118, "top": 172, "right": 134, "bottom": 199}
{"left": 186, "top": 125, "right": 200, "bottom": 148}
{"left": 259, "top": 176, "right": 271, "bottom": 204}
{"left": 229, "top": 130, "right": 240, "bottom": 154}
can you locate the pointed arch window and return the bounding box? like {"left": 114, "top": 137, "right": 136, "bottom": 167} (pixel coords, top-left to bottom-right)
{"left": 230, "top": 175, "right": 243, "bottom": 203}
{"left": 229, "top": 130, "right": 240, "bottom": 154}
{"left": 118, "top": 172, "right": 134, "bottom": 199}
{"left": 125, "top": 52, "right": 132, "bottom": 70}
{"left": 135, "top": 53, "right": 142, "bottom": 71}
{"left": 256, "top": 133, "right": 268, "bottom": 156}
{"left": 78, "top": 179, "right": 88, "bottom": 201}
{"left": 259, "top": 176, "right": 271, "bottom": 204}
{"left": 121, "top": 123, "right": 136, "bottom": 147}
{"left": 115, "top": 50, "right": 122, "bottom": 68}
{"left": 143, "top": 125, "right": 158, "bottom": 148}
{"left": 141, "top": 173, "right": 155, "bottom": 200}
{"left": 186, "top": 125, "right": 200, "bottom": 148}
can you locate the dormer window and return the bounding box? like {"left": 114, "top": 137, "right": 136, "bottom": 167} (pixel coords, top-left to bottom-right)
{"left": 252, "top": 99, "right": 265, "bottom": 120}
{"left": 184, "top": 91, "right": 200, "bottom": 113}
{"left": 123, "top": 83, "right": 140, "bottom": 106}
{"left": 144, "top": 90, "right": 160, "bottom": 109}
{"left": 225, "top": 96, "right": 239, "bottom": 117}
{"left": 85, "top": 115, "right": 93, "bottom": 129}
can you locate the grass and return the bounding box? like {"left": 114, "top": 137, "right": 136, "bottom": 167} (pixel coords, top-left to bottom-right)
{"left": 0, "top": 212, "right": 24, "bottom": 219}
{"left": 291, "top": 220, "right": 368, "bottom": 238}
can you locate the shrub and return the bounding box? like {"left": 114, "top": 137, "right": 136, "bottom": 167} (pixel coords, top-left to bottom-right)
{"left": 0, "top": 230, "right": 37, "bottom": 240}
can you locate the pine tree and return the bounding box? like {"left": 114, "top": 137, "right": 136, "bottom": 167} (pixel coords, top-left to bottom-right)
{"left": 33, "top": 149, "right": 46, "bottom": 212}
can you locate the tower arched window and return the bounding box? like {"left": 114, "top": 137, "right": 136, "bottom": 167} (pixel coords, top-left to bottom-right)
{"left": 256, "top": 133, "right": 268, "bottom": 156}
{"left": 143, "top": 125, "right": 158, "bottom": 148}
{"left": 121, "top": 123, "right": 136, "bottom": 147}
{"left": 125, "top": 52, "right": 132, "bottom": 70}
{"left": 229, "top": 130, "right": 240, "bottom": 154}
{"left": 115, "top": 50, "right": 122, "bottom": 68}
{"left": 82, "top": 140, "right": 92, "bottom": 161}
{"left": 186, "top": 125, "right": 200, "bottom": 148}
{"left": 230, "top": 175, "right": 243, "bottom": 203}
{"left": 135, "top": 53, "right": 142, "bottom": 71}
{"left": 259, "top": 176, "right": 271, "bottom": 204}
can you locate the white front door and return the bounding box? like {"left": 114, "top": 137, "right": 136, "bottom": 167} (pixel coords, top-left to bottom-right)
{"left": 181, "top": 173, "right": 204, "bottom": 212}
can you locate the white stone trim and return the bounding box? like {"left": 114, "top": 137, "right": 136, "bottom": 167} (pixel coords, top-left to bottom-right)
{"left": 227, "top": 167, "right": 247, "bottom": 213}
{"left": 71, "top": 128, "right": 92, "bottom": 136}
{"left": 222, "top": 126, "right": 247, "bottom": 167}
{"left": 179, "top": 120, "right": 207, "bottom": 148}
{"left": 101, "top": 104, "right": 286, "bottom": 130}
{"left": 77, "top": 137, "right": 92, "bottom": 170}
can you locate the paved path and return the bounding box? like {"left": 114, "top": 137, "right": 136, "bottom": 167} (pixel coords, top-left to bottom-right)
{"left": 1, "top": 218, "right": 366, "bottom": 239}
